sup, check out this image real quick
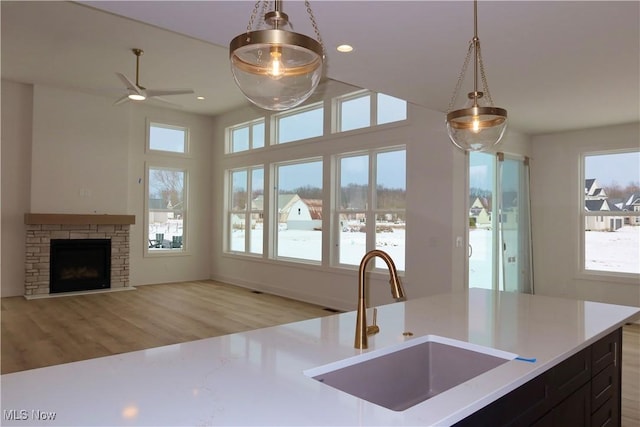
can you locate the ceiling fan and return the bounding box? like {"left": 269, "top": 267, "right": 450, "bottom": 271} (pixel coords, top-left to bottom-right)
{"left": 114, "top": 48, "right": 194, "bottom": 105}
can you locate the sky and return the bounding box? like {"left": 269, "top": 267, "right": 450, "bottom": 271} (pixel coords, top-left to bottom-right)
{"left": 470, "top": 151, "right": 640, "bottom": 192}
{"left": 585, "top": 151, "right": 640, "bottom": 187}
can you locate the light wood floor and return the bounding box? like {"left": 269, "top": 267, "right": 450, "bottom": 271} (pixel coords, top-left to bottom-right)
{"left": 1, "top": 281, "right": 638, "bottom": 426}
{"left": 622, "top": 323, "right": 640, "bottom": 427}
{"left": 1, "top": 280, "right": 334, "bottom": 374}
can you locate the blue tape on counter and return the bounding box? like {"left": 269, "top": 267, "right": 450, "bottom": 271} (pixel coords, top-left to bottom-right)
{"left": 515, "top": 356, "right": 537, "bottom": 363}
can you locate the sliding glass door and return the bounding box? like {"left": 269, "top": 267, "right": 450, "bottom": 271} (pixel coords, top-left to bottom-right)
{"left": 468, "top": 152, "right": 533, "bottom": 293}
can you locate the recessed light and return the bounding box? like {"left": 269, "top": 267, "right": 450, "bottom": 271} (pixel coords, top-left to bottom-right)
{"left": 196, "top": 96, "right": 205, "bottom": 100}
{"left": 337, "top": 44, "right": 353, "bottom": 53}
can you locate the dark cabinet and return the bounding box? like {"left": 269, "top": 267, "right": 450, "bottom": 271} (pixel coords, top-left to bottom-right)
{"left": 454, "top": 328, "right": 622, "bottom": 427}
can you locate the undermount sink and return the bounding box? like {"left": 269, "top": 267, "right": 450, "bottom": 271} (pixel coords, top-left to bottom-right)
{"left": 304, "top": 335, "right": 517, "bottom": 411}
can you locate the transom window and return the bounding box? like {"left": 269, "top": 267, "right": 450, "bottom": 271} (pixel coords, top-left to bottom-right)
{"left": 582, "top": 150, "right": 640, "bottom": 275}
{"left": 334, "top": 91, "right": 407, "bottom": 133}
{"left": 228, "top": 119, "right": 265, "bottom": 153}
{"left": 148, "top": 122, "right": 189, "bottom": 154}
{"left": 274, "top": 103, "right": 324, "bottom": 144}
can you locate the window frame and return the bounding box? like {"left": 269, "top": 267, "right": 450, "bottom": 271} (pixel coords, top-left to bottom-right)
{"left": 226, "top": 165, "right": 265, "bottom": 256}
{"left": 146, "top": 120, "right": 190, "bottom": 156}
{"left": 579, "top": 149, "right": 640, "bottom": 280}
{"left": 333, "top": 146, "right": 407, "bottom": 271}
{"left": 226, "top": 118, "right": 266, "bottom": 154}
{"left": 272, "top": 157, "right": 324, "bottom": 264}
{"left": 332, "top": 90, "right": 408, "bottom": 134}
{"left": 145, "top": 163, "right": 188, "bottom": 256}
{"left": 272, "top": 102, "right": 325, "bottom": 145}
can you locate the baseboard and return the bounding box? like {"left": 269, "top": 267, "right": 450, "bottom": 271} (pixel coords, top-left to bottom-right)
{"left": 24, "top": 286, "right": 137, "bottom": 300}
{"left": 209, "top": 274, "right": 351, "bottom": 312}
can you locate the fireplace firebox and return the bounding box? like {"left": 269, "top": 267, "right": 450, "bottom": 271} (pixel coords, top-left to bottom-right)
{"left": 50, "top": 239, "right": 111, "bottom": 294}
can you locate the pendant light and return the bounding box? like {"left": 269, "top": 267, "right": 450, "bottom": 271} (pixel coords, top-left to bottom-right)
{"left": 446, "top": 0, "right": 507, "bottom": 152}
{"left": 229, "top": 0, "right": 324, "bottom": 111}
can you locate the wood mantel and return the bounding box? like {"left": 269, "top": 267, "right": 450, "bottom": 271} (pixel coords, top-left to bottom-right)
{"left": 24, "top": 213, "right": 135, "bottom": 225}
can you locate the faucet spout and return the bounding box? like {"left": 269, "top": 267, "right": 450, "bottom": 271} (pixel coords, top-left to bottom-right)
{"left": 354, "top": 249, "right": 406, "bottom": 349}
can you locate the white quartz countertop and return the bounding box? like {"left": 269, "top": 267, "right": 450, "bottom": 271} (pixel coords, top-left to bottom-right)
{"left": 1, "top": 289, "right": 638, "bottom": 426}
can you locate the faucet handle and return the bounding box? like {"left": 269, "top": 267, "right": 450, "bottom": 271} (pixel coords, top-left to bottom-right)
{"left": 366, "top": 307, "right": 380, "bottom": 335}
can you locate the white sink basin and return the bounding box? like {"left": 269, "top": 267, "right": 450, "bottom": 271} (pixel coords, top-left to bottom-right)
{"left": 304, "top": 335, "right": 517, "bottom": 411}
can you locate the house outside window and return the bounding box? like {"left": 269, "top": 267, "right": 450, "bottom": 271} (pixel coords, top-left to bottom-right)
{"left": 222, "top": 88, "right": 409, "bottom": 272}
{"left": 275, "top": 160, "right": 323, "bottom": 262}
{"left": 147, "top": 166, "right": 187, "bottom": 252}
{"left": 582, "top": 150, "right": 640, "bottom": 275}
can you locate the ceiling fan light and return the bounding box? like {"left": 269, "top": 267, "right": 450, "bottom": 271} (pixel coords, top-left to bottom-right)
{"left": 229, "top": 1, "right": 324, "bottom": 111}
{"left": 128, "top": 93, "right": 146, "bottom": 101}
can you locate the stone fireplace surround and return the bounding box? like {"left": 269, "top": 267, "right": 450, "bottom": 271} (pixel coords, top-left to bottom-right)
{"left": 24, "top": 213, "right": 135, "bottom": 297}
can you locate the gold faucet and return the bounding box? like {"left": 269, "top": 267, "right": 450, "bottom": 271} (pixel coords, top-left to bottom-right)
{"left": 354, "top": 249, "right": 406, "bottom": 349}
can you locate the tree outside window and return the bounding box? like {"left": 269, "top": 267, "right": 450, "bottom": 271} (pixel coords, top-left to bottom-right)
{"left": 148, "top": 167, "right": 186, "bottom": 251}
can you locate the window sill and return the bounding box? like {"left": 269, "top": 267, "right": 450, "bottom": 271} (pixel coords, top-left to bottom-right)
{"left": 145, "top": 250, "right": 189, "bottom": 258}
{"left": 575, "top": 270, "right": 640, "bottom": 285}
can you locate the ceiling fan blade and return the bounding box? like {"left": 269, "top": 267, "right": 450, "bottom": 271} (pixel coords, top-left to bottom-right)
{"left": 113, "top": 95, "right": 130, "bottom": 105}
{"left": 147, "top": 96, "right": 182, "bottom": 107}
{"left": 146, "top": 88, "right": 194, "bottom": 97}
{"left": 116, "top": 72, "right": 142, "bottom": 94}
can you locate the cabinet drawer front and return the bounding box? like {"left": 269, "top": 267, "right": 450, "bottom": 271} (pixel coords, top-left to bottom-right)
{"left": 591, "top": 396, "right": 615, "bottom": 427}
{"left": 591, "top": 363, "right": 615, "bottom": 411}
{"left": 452, "top": 375, "right": 548, "bottom": 427}
{"left": 547, "top": 347, "right": 591, "bottom": 405}
{"left": 592, "top": 329, "right": 619, "bottom": 375}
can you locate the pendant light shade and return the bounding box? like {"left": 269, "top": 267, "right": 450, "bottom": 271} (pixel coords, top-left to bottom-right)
{"left": 229, "top": 1, "right": 324, "bottom": 111}
{"left": 446, "top": 0, "right": 507, "bottom": 152}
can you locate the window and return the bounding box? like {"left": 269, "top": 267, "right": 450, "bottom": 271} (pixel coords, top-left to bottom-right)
{"left": 582, "top": 150, "right": 640, "bottom": 275}
{"left": 340, "top": 94, "right": 371, "bottom": 132}
{"left": 274, "top": 103, "right": 324, "bottom": 144}
{"left": 228, "top": 166, "right": 264, "bottom": 254}
{"left": 147, "top": 167, "right": 186, "bottom": 252}
{"left": 222, "top": 89, "right": 410, "bottom": 271}
{"left": 228, "top": 119, "right": 265, "bottom": 153}
{"left": 275, "top": 160, "right": 323, "bottom": 262}
{"left": 334, "top": 91, "right": 407, "bottom": 133}
{"left": 377, "top": 93, "right": 408, "bottom": 125}
{"left": 336, "top": 148, "right": 406, "bottom": 270}
{"left": 148, "top": 122, "right": 188, "bottom": 154}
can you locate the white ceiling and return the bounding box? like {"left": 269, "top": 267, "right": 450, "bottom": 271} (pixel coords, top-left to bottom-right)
{"left": 2, "top": 1, "right": 638, "bottom": 135}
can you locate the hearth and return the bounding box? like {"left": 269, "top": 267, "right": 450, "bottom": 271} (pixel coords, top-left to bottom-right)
{"left": 50, "top": 239, "right": 111, "bottom": 293}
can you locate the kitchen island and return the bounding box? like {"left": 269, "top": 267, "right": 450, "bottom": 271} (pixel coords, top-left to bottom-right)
{"left": 1, "top": 288, "right": 638, "bottom": 426}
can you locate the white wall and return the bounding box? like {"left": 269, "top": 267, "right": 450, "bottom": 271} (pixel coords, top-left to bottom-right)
{"left": 126, "top": 104, "right": 214, "bottom": 286}
{"left": 31, "top": 85, "right": 130, "bottom": 213}
{"left": 0, "top": 80, "right": 214, "bottom": 296}
{"left": 1, "top": 80, "right": 33, "bottom": 296}
{"left": 531, "top": 122, "right": 640, "bottom": 307}
{"left": 210, "top": 94, "right": 456, "bottom": 312}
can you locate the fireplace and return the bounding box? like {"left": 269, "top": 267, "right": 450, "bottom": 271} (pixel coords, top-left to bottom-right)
{"left": 24, "top": 213, "right": 135, "bottom": 297}
{"left": 50, "top": 239, "right": 111, "bottom": 293}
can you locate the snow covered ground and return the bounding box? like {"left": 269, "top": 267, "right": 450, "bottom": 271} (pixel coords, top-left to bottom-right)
{"left": 585, "top": 225, "right": 639, "bottom": 274}
{"left": 231, "top": 225, "right": 640, "bottom": 277}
